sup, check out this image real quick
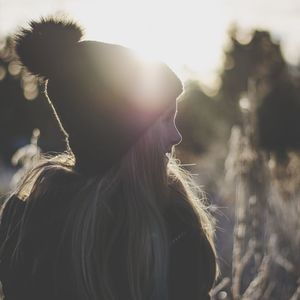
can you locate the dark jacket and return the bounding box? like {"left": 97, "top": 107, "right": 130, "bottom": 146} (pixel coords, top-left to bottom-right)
{"left": 0, "top": 194, "right": 216, "bottom": 300}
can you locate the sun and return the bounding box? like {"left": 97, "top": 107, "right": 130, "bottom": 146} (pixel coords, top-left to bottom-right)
{"left": 68, "top": 0, "right": 228, "bottom": 88}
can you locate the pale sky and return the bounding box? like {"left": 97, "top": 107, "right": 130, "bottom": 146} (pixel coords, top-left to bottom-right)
{"left": 1, "top": 0, "right": 300, "bottom": 89}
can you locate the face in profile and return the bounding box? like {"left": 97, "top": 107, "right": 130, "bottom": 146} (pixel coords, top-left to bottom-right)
{"left": 159, "top": 100, "right": 182, "bottom": 160}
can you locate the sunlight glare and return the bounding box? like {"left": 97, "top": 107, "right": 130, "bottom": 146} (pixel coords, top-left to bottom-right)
{"left": 68, "top": 0, "right": 228, "bottom": 88}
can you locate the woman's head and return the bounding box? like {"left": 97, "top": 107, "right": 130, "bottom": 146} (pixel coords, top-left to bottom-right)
{"left": 15, "top": 17, "right": 183, "bottom": 176}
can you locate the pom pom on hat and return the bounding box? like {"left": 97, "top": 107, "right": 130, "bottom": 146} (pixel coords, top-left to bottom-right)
{"left": 15, "top": 17, "right": 84, "bottom": 78}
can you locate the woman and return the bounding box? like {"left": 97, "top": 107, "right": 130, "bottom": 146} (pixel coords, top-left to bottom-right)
{"left": 0, "top": 17, "right": 217, "bottom": 300}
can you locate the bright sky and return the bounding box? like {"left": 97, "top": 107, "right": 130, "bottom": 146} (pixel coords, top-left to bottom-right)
{"left": 1, "top": 0, "right": 300, "bottom": 89}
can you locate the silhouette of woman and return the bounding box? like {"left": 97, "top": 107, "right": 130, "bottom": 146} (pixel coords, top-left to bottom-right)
{"left": 0, "top": 17, "right": 217, "bottom": 300}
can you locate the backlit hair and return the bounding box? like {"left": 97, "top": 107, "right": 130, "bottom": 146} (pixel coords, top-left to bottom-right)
{"left": 10, "top": 116, "right": 217, "bottom": 300}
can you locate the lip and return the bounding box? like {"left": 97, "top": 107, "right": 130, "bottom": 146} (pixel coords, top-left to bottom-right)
{"left": 166, "top": 147, "right": 172, "bottom": 154}
{"left": 165, "top": 152, "right": 172, "bottom": 161}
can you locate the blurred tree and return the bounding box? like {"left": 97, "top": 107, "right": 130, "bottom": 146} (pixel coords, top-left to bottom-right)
{"left": 0, "top": 37, "right": 34, "bottom": 162}
{"left": 216, "top": 25, "right": 300, "bottom": 162}
{"left": 0, "top": 36, "right": 66, "bottom": 165}
{"left": 257, "top": 79, "right": 300, "bottom": 160}
{"left": 218, "top": 27, "right": 287, "bottom": 126}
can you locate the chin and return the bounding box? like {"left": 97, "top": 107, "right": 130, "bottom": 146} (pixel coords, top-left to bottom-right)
{"left": 164, "top": 153, "right": 171, "bottom": 162}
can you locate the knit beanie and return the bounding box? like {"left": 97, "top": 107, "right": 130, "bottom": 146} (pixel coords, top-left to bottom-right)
{"left": 15, "top": 17, "right": 183, "bottom": 176}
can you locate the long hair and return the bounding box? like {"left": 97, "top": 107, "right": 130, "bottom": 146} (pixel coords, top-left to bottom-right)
{"left": 11, "top": 116, "right": 216, "bottom": 300}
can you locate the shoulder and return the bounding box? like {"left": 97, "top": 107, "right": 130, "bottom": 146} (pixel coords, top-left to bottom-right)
{"left": 169, "top": 226, "right": 216, "bottom": 280}
{"left": 164, "top": 198, "right": 216, "bottom": 299}
{"left": 0, "top": 194, "right": 26, "bottom": 234}
{"left": 168, "top": 227, "right": 216, "bottom": 300}
{"left": 0, "top": 194, "right": 26, "bottom": 262}
{"left": 1, "top": 194, "right": 26, "bottom": 214}
{"left": 0, "top": 195, "right": 26, "bottom": 283}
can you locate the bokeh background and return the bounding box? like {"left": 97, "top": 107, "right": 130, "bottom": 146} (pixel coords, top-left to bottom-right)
{"left": 1, "top": 1, "right": 300, "bottom": 299}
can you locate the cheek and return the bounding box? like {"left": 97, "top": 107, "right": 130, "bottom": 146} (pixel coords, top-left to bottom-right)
{"left": 165, "top": 124, "right": 173, "bottom": 135}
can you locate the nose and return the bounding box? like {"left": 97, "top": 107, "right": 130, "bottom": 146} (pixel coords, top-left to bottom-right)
{"left": 170, "top": 125, "right": 182, "bottom": 147}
